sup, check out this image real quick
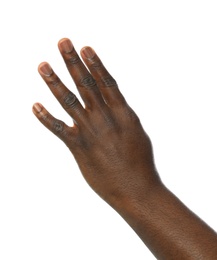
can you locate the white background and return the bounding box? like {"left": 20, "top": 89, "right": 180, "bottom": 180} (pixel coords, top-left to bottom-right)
{"left": 0, "top": 0, "right": 217, "bottom": 259}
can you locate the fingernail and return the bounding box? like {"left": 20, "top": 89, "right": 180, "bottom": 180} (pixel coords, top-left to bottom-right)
{"left": 33, "top": 103, "right": 42, "bottom": 113}
{"left": 39, "top": 62, "right": 53, "bottom": 76}
{"left": 59, "top": 38, "right": 74, "bottom": 53}
{"left": 82, "top": 47, "right": 95, "bottom": 59}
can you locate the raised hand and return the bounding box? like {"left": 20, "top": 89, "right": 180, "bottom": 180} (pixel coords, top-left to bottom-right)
{"left": 33, "top": 38, "right": 217, "bottom": 259}
{"left": 33, "top": 38, "right": 160, "bottom": 209}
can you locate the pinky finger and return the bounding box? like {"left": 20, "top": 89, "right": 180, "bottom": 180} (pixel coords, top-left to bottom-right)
{"left": 32, "top": 102, "right": 73, "bottom": 143}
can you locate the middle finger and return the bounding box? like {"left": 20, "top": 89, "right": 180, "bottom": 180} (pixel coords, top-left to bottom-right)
{"left": 58, "top": 38, "right": 105, "bottom": 109}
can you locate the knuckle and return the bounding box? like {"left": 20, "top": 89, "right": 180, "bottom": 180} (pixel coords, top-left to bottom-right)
{"left": 90, "top": 60, "right": 103, "bottom": 70}
{"left": 48, "top": 74, "right": 61, "bottom": 88}
{"left": 80, "top": 75, "right": 96, "bottom": 89}
{"left": 61, "top": 128, "right": 73, "bottom": 142}
{"left": 126, "top": 108, "right": 140, "bottom": 123}
{"left": 62, "top": 92, "right": 78, "bottom": 109}
{"left": 104, "top": 114, "right": 116, "bottom": 128}
{"left": 40, "top": 113, "right": 49, "bottom": 121}
{"left": 74, "top": 136, "right": 92, "bottom": 150}
{"left": 51, "top": 79, "right": 61, "bottom": 88}
{"left": 52, "top": 120, "right": 64, "bottom": 133}
{"left": 66, "top": 54, "right": 80, "bottom": 66}
{"left": 36, "top": 109, "right": 50, "bottom": 122}
{"left": 101, "top": 76, "right": 117, "bottom": 87}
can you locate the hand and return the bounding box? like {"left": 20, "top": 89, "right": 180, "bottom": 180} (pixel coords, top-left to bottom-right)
{"left": 33, "top": 38, "right": 217, "bottom": 259}
{"left": 32, "top": 38, "right": 161, "bottom": 209}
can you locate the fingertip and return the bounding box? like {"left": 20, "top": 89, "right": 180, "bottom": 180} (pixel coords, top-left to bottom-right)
{"left": 58, "top": 38, "right": 74, "bottom": 53}
{"left": 32, "top": 102, "right": 43, "bottom": 114}
{"left": 80, "top": 46, "right": 96, "bottom": 59}
{"left": 58, "top": 37, "right": 70, "bottom": 45}
{"left": 38, "top": 61, "right": 47, "bottom": 71}
{"left": 38, "top": 62, "right": 53, "bottom": 76}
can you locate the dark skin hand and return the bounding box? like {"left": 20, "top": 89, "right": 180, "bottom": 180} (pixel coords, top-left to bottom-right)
{"left": 33, "top": 38, "right": 217, "bottom": 259}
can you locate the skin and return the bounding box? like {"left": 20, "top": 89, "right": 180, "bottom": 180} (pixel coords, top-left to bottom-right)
{"left": 33, "top": 38, "right": 217, "bottom": 259}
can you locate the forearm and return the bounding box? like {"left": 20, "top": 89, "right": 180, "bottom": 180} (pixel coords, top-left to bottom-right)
{"left": 34, "top": 38, "right": 217, "bottom": 259}
{"left": 117, "top": 182, "right": 217, "bottom": 260}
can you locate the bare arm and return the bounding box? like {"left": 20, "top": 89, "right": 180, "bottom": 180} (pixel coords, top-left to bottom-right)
{"left": 32, "top": 38, "right": 217, "bottom": 259}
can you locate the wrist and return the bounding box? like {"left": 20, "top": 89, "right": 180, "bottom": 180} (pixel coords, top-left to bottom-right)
{"left": 112, "top": 173, "right": 164, "bottom": 217}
